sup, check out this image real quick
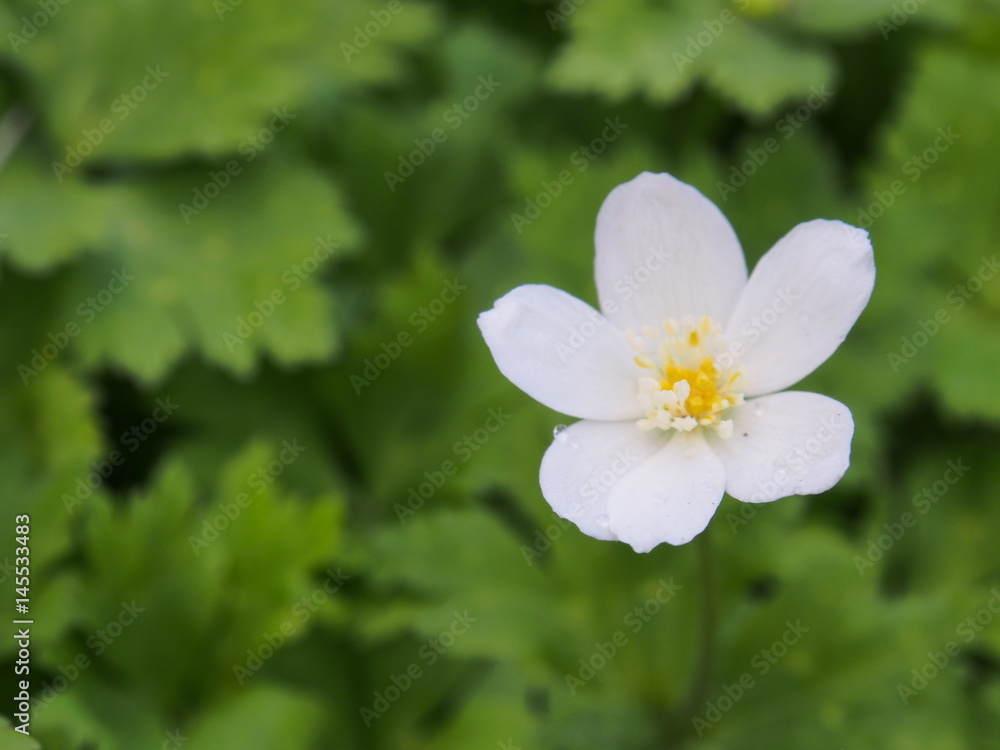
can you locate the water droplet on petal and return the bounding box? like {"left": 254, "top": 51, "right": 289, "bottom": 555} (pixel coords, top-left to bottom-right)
{"left": 553, "top": 424, "right": 568, "bottom": 441}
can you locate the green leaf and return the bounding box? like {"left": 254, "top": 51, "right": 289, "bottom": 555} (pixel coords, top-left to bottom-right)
{"left": 0, "top": 159, "right": 108, "bottom": 272}
{"left": 36, "top": 443, "right": 346, "bottom": 736}
{"left": 862, "top": 45, "right": 1000, "bottom": 420}
{"left": 547, "top": 0, "right": 834, "bottom": 116}
{"left": 0, "top": 154, "right": 362, "bottom": 383}
{"left": 183, "top": 687, "right": 324, "bottom": 750}
{"left": 784, "top": 0, "right": 915, "bottom": 34}
{"left": 0, "top": 718, "right": 41, "bottom": 750}
{"left": 706, "top": 22, "right": 834, "bottom": 116}
{"left": 0, "top": 0, "right": 440, "bottom": 159}
{"left": 351, "top": 509, "right": 562, "bottom": 670}
{"left": 422, "top": 665, "right": 537, "bottom": 750}
{"left": 695, "top": 523, "right": 973, "bottom": 748}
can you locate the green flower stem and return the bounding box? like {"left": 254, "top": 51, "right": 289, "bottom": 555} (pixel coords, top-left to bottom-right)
{"left": 665, "top": 527, "right": 717, "bottom": 741}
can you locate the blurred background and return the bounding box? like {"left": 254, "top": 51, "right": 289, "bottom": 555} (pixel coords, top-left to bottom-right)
{"left": 1, "top": 0, "right": 999, "bottom": 748}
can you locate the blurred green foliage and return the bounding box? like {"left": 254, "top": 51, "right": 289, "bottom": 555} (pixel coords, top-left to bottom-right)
{"left": 1, "top": 0, "right": 999, "bottom": 748}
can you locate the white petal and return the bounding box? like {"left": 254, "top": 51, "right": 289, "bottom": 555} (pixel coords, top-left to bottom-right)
{"left": 539, "top": 420, "right": 666, "bottom": 541}
{"left": 594, "top": 172, "right": 748, "bottom": 329}
{"left": 606, "top": 431, "right": 726, "bottom": 551}
{"left": 724, "top": 219, "right": 875, "bottom": 396}
{"left": 707, "top": 391, "right": 854, "bottom": 504}
{"left": 478, "top": 284, "right": 643, "bottom": 420}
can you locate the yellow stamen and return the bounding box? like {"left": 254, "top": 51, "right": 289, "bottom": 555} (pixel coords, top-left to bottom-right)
{"left": 625, "top": 316, "right": 744, "bottom": 436}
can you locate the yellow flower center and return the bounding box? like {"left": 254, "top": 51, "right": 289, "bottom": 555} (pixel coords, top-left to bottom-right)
{"left": 626, "top": 316, "right": 743, "bottom": 437}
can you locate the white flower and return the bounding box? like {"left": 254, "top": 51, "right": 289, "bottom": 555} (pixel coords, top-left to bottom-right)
{"left": 478, "top": 172, "right": 875, "bottom": 552}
